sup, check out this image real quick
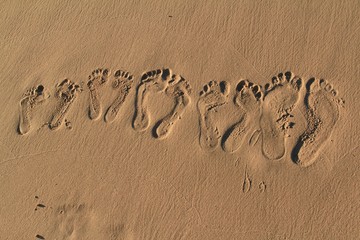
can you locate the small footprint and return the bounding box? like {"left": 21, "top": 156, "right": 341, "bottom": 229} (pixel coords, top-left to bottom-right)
{"left": 260, "top": 71, "right": 302, "bottom": 160}
{"left": 153, "top": 74, "right": 192, "bottom": 139}
{"left": 49, "top": 79, "right": 82, "bottom": 130}
{"left": 197, "top": 80, "right": 230, "bottom": 151}
{"left": 222, "top": 79, "right": 263, "bottom": 153}
{"left": 291, "top": 78, "right": 343, "bottom": 167}
{"left": 104, "top": 70, "right": 134, "bottom": 123}
{"left": 132, "top": 68, "right": 172, "bottom": 132}
{"left": 88, "top": 68, "right": 110, "bottom": 120}
{"left": 18, "top": 85, "right": 50, "bottom": 135}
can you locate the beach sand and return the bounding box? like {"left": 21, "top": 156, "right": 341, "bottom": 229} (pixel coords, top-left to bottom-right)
{"left": 0, "top": 1, "right": 359, "bottom": 239}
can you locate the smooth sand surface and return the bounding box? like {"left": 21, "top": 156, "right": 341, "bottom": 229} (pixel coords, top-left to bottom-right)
{"left": 1, "top": 1, "right": 359, "bottom": 239}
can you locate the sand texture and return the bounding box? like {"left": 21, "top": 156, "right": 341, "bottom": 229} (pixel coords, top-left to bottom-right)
{"left": 1, "top": 1, "right": 359, "bottom": 239}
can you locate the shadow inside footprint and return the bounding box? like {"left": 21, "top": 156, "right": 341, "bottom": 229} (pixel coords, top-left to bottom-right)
{"left": 221, "top": 117, "right": 245, "bottom": 150}
{"left": 291, "top": 139, "right": 304, "bottom": 164}
{"left": 290, "top": 80, "right": 311, "bottom": 163}
{"left": 151, "top": 120, "right": 162, "bottom": 138}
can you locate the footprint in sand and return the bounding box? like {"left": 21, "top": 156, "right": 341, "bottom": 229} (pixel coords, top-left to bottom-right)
{"left": 153, "top": 74, "right": 192, "bottom": 139}
{"left": 87, "top": 68, "right": 110, "bottom": 121}
{"left": 51, "top": 203, "right": 91, "bottom": 240}
{"left": 132, "top": 68, "right": 172, "bottom": 132}
{"left": 291, "top": 78, "right": 344, "bottom": 167}
{"left": 104, "top": 70, "right": 134, "bottom": 123}
{"left": 197, "top": 80, "right": 230, "bottom": 151}
{"left": 18, "top": 85, "right": 50, "bottom": 135}
{"left": 260, "top": 71, "right": 302, "bottom": 160}
{"left": 222, "top": 79, "right": 263, "bottom": 153}
{"left": 49, "top": 79, "right": 82, "bottom": 130}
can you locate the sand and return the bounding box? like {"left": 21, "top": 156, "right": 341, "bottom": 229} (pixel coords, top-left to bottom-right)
{"left": 1, "top": 1, "right": 359, "bottom": 239}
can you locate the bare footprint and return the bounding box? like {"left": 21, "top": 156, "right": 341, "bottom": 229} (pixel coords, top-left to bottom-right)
{"left": 104, "top": 70, "right": 134, "bottom": 123}
{"left": 222, "top": 79, "right": 263, "bottom": 153}
{"left": 18, "top": 85, "right": 50, "bottom": 135}
{"left": 52, "top": 203, "right": 90, "bottom": 240}
{"left": 87, "top": 68, "right": 110, "bottom": 120}
{"left": 260, "top": 71, "right": 302, "bottom": 160}
{"left": 153, "top": 74, "right": 192, "bottom": 139}
{"left": 197, "top": 80, "right": 230, "bottom": 151}
{"left": 132, "top": 68, "right": 172, "bottom": 132}
{"left": 291, "top": 78, "right": 343, "bottom": 167}
{"left": 49, "top": 79, "right": 82, "bottom": 130}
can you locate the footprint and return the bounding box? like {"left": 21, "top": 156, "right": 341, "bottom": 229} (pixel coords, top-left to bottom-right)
{"left": 18, "top": 85, "right": 50, "bottom": 135}
{"left": 260, "top": 71, "right": 302, "bottom": 160}
{"left": 222, "top": 79, "right": 263, "bottom": 153}
{"left": 52, "top": 203, "right": 90, "bottom": 240}
{"left": 153, "top": 74, "right": 192, "bottom": 139}
{"left": 132, "top": 68, "right": 172, "bottom": 132}
{"left": 104, "top": 70, "right": 134, "bottom": 123}
{"left": 87, "top": 68, "right": 110, "bottom": 120}
{"left": 197, "top": 80, "right": 230, "bottom": 151}
{"left": 49, "top": 79, "right": 82, "bottom": 130}
{"left": 291, "top": 78, "right": 343, "bottom": 167}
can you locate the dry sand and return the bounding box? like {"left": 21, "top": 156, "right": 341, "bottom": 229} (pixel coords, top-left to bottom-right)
{"left": 1, "top": 1, "right": 359, "bottom": 239}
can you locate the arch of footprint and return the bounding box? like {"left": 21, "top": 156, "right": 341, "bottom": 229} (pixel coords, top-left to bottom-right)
{"left": 18, "top": 68, "right": 344, "bottom": 168}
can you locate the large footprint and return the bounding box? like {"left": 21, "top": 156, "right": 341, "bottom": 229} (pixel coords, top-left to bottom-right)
{"left": 197, "top": 80, "right": 230, "bottom": 151}
{"left": 260, "top": 71, "right": 302, "bottom": 160}
{"left": 132, "top": 68, "right": 172, "bottom": 132}
{"left": 104, "top": 70, "right": 134, "bottom": 123}
{"left": 87, "top": 68, "right": 110, "bottom": 120}
{"left": 18, "top": 85, "right": 50, "bottom": 135}
{"left": 222, "top": 79, "right": 263, "bottom": 153}
{"left": 291, "top": 78, "right": 343, "bottom": 167}
{"left": 153, "top": 74, "right": 192, "bottom": 139}
{"left": 49, "top": 79, "right": 82, "bottom": 130}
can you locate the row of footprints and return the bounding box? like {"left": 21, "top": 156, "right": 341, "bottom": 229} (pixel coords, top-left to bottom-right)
{"left": 18, "top": 69, "right": 344, "bottom": 168}
{"left": 19, "top": 68, "right": 190, "bottom": 139}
